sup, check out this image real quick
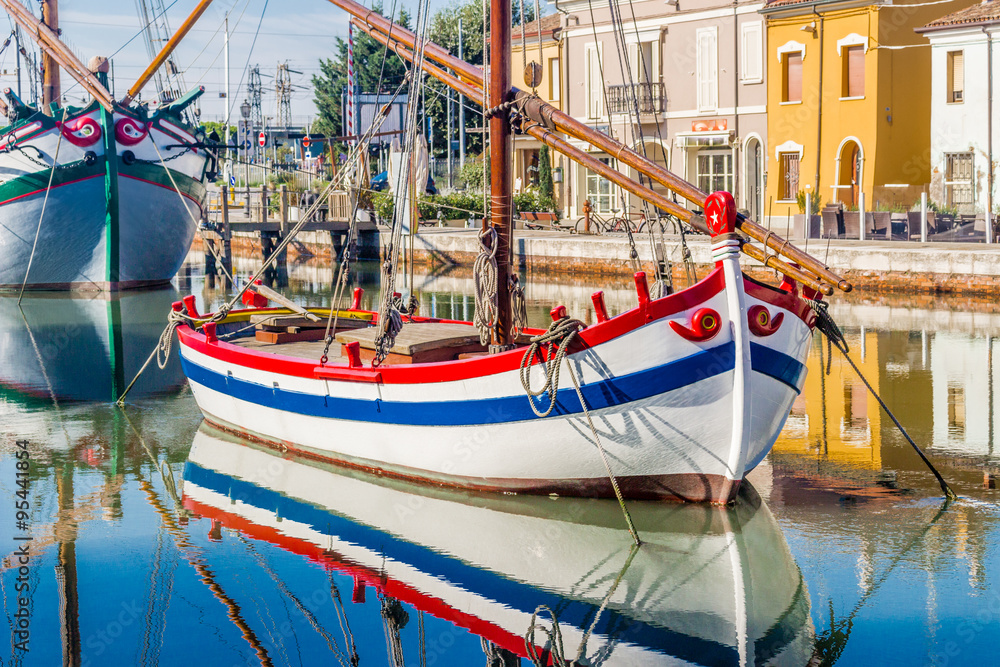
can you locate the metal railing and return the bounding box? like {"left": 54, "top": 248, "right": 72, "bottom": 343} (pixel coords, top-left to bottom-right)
{"left": 606, "top": 83, "right": 665, "bottom": 115}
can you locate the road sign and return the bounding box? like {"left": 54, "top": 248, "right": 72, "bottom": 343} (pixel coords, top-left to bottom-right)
{"left": 229, "top": 175, "right": 236, "bottom": 187}
{"left": 244, "top": 139, "right": 252, "bottom": 150}
{"left": 258, "top": 131, "right": 266, "bottom": 147}
{"left": 302, "top": 135, "right": 311, "bottom": 149}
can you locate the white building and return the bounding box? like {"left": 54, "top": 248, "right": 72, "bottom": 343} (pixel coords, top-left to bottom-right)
{"left": 917, "top": 3, "right": 1000, "bottom": 220}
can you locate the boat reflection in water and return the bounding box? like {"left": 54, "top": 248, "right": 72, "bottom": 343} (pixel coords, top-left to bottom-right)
{"left": 183, "top": 424, "right": 815, "bottom": 665}
{"left": 0, "top": 288, "right": 186, "bottom": 405}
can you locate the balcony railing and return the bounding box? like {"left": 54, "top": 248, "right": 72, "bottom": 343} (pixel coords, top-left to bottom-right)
{"left": 606, "top": 83, "right": 665, "bottom": 115}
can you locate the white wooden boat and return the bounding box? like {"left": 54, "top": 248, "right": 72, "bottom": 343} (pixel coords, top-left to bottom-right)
{"left": 182, "top": 423, "right": 816, "bottom": 665}
{"left": 0, "top": 90, "right": 211, "bottom": 291}
{"left": 176, "top": 199, "right": 816, "bottom": 503}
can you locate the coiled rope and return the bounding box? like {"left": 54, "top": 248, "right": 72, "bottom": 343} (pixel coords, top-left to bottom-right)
{"left": 519, "top": 317, "right": 640, "bottom": 544}
{"left": 473, "top": 226, "right": 499, "bottom": 345}
{"left": 809, "top": 299, "right": 957, "bottom": 500}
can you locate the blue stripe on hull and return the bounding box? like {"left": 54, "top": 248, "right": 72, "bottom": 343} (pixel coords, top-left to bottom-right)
{"left": 183, "top": 340, "right": 804, "bottom": 427}
{"left": 184, "top": 461, "right": 741, "bottom": 664}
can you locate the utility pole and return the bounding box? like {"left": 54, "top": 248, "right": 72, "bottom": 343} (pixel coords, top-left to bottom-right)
{"left": 14, "top": 27, "right": 21, "bottom": 98}
{"left": 458, "top": 17, "right": 466, "bottom": 168}
{"left": 248, "top": 65, "right": 263, "bottom": 163}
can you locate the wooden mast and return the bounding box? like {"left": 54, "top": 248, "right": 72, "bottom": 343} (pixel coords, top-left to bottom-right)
{"left": 121, "top": 0, "right": 216, "bottom": 106}
{"left": 489, "top": 0, "right": 513, "bottom": 347}
{"left": 41, "top": 0, "right": 60, "bottom": 108}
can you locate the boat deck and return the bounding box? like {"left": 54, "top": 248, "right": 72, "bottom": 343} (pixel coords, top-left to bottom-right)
{"left": 231, "top": 321, "right": 488, "bottom": 365}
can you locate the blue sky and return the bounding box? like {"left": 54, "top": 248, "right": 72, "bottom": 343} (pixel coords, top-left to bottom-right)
{"left": 0, "top": 0, "right": 452, "bottom": 124}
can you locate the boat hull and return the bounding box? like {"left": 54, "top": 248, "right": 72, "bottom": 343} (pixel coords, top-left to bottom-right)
{"left": 0, "top": 104, "right": 208, "bottom": 291}
{"left": 182, "top": 425, "right": 815, "bottom": 666}
{"left": 177, "top": 269, "right": 815, "bottom": 503}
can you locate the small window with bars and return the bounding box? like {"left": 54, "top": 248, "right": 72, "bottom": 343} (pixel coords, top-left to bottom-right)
{"left": 779, "top": 152, "right": 799, "bottom": 201}
{"left": 944, "top": 152, "right": 974, "bottom": 210}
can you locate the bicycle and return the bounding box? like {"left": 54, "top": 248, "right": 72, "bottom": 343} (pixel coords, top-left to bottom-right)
{"left": 574, "top": 207, "right": 639, "bottom": 235}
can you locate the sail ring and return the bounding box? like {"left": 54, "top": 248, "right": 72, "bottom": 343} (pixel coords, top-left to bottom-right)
{"left": 59, "top": 116, "right": 102, "bottom": 147}
{"left": 115, "top": 117, "right": 149, "bottom": 146}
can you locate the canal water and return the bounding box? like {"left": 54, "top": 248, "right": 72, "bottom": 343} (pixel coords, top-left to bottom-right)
{"left": 2, "top": 253, "right": 999, "bottom": 666}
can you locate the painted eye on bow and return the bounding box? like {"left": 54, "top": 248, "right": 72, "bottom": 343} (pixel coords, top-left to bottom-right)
{"left": 59, "top": 116, "right": 102, "bottom": 147}
{"left": 669, "top": 307, "right": 721, "bottom": 342}
{"left": 115, "top": 118, "right": 149, "bottom": 146}
{"left": 748, "top": 305, "right": 784, "bottom": 337}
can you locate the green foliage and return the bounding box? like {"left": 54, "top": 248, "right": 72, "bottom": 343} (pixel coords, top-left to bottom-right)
{"left": 370, "top": 191, "right": 486, "bottom": 223}
{"left": 459, "top": 156, "right": 489, "bottom": 191}
{"left": 312, "top": 2, "right": 411, "bottom": 138}
{"left": 513, "top": 188, "right": 556, "bottom": 216}
{"left": 795, "top": 191, "right": 822, "bottom": 215}
{"left": 200, "top": 121, "right": 236, "bottom": 143}
{"left": 538, "top": 145, "right": 553, "bottom": 201}
{"left": 928, "top": 200, "right": 958, "bottom": 217}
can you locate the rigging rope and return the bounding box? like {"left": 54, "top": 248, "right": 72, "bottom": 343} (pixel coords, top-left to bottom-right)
{"left": 518, "top": 316, "right": 640, "bottom": 544}
{"left": 473, "top": 226, "right": 499, "bottom": 345}
{"left": 810, "top": 300, "right": 957, "bottom": 500}
{"left": 18, "top": 126, "right": 63, "bottom": 303}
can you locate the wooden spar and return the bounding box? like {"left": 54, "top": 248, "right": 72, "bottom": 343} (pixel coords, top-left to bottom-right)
{"left": 489, "top": 0, "right": 513, "bottom": 347}
{"left": 358, "top": 22, "right": 834, "bottom": 295}
{"left": 346, "top": 8, "right": 852, "bottom": 293}
{"left": 0, "top": 0, "right": 114, "bottom": 111}
{"left": 41, "top": 0, "right": 59, "bottom": 107}
{"left": 122, "top": 0, "right": 216, "bottom": 106}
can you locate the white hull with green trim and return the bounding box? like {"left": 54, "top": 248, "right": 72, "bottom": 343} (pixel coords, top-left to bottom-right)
{"left": 0, "top": 92, "right": 211, "bottom": 291}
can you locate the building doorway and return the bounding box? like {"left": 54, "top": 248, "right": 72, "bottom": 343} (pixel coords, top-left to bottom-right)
{"left": 838, "top": 141, "right": 862, "bottom": 207}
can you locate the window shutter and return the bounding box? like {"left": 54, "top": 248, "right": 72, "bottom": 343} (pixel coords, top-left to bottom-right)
{"left": 786, "top": 53, "right": 803, "bottom": 102}
{"left": 953, "top": 51, "right": 964, "bottom": 100}
{"left": 742, "top": 23, "right": 762, "bottom": 81}
{"left": 697, "top": 29, "right": 718, "bottom": 110}
{"left": 628, "top": 42, "right": 640, "bottom": 83}
{"left": 847, "top": 46, "right": 864, "bottom": 97}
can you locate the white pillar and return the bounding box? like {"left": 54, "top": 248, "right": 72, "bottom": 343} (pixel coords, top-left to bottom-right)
{"left": 920, "top": 191, "right": 928, "bottom": 243}
{"left": 859, "top": 191, "right": 866, "bottom": 241}
{"left": 804, "top": 192, "right": 812, "bottom": 240}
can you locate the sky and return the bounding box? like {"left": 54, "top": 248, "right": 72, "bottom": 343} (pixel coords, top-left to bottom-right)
{"left": 0, "top": 0, "right": 454, "bottom": 126}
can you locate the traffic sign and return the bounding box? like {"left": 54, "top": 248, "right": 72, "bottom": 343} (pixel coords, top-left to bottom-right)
{"left": 244, "top": 139, "right": 252, "bottom": 150}
{"left": 258, "top": 131, "right": 266, "bottom": 147}
{"left": 302, "top": 135, "right": 311, "bottom": 149}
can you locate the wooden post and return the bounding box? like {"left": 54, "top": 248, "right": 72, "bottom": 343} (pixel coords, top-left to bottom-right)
{"left": 489, "top": 0, "right": 512, "bottom": 349}
{"left": 279, "top": 184, "right": 288, "bottom": 237}
{"left": 260, "top": 184, "right": 268, "bottom": 224}
{"left": 40, "top": 0, "right": 60, "bottom": 108}
{"left": 583, "top": 199, "right": 592, "bottom": 234}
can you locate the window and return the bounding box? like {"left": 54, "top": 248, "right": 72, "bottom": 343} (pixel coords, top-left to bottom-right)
{"left": 586, "top": 44, "right": 603, "bottom": 119}
{"left": 945, "top": 152, "right": 974, "bottom": 209}
{"left": 548, "top": 57, "right": 560, "bottom": 102}
{"left": 779, "top": 152, "right": 799, "bottom": 201}
{"left": 628, "top": 40, "right": 659, "bottom": 84}
{"left": 696, "top": 151, "right": 733, "bottom": 195}
{"left": 696, "top": 27, "right": 718, "bottom": 111}
{"left": 842, "top": 45, "right": 864, "bottom": 98}
{"left": 947, "top": 50, "right": 964, "bottom": 103}
{"left": 783, "top": 52, "right": 802, "bottom": 103}
{"left": 741, "top": 22, "right": 763, "bottom": 83}
{"left": 586, "top": 157, "right": 615, "bottom": 213}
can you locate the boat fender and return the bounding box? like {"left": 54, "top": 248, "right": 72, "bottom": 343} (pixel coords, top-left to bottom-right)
{"left": 121, "top": 150, "right": 136, "bottom": 166}
{"left": 747, "top": 305, "right": 783, "bottom": 337}
{"left": 669, "top": 308, "right": 721, "bottom": 342}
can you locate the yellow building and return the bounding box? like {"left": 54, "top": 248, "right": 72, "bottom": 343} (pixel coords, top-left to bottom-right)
{"left": 761, "top": 0, "right": 978, "bottom": 226}
{"left": 510, "top": 14, "right": 563, "bottom": 200}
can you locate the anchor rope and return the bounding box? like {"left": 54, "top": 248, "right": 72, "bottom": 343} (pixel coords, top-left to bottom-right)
{"left": 18, "top": 127, "right": 63, "bottom": 303}
{"left": 810, "top": 300, "right": 957, "bottom": 500}
{"left": 519, "top": 316, "right": 640, "bottom": 544}
{"left": 473, "top": 226, "right": 499, "bottom": 345}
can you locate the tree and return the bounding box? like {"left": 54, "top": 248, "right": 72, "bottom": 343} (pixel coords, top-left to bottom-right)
{"left": 312, "top": 2, "right": 411, "bottom": 139}
{"left": 538, "top": 145, "right": 553, "bottom": 200}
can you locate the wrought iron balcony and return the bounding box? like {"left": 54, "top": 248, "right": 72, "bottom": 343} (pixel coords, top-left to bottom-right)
{"left": 606, "top": 83, "right": 665, "bottom": 115}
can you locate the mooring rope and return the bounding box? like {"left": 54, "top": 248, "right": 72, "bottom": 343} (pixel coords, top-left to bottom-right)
{"left": 116, "top": 308, "right": 197, "bottom": 406}
{"left": 810, "top": 299, "right": 958, "bottom": 500}
{"left": 473, "top": 226, "right": 499, "bottom": 345}
{"left": 519, "top": 317, "right": 640, "bottom": 544}
{"left": 18, "top": 127, "right": 63, "bottom": 303}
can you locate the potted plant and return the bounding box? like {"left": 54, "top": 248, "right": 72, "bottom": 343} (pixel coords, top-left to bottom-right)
{"left": 793, "top": 191, "right": 822, "bottom": 239}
